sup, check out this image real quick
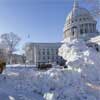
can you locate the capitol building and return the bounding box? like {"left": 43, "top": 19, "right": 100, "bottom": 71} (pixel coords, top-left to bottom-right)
{"left": 63, "top": 0, "right": 99, "bottom": 40}
{"left": 25, "top": 0, "right": 100, "bottom": 65}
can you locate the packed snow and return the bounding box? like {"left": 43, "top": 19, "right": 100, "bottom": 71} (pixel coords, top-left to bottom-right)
{"left": 0, "top": 38, "right": 100, "bottom": 100}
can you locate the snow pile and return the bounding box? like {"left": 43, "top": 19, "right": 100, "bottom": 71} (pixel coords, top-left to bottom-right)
{"left": 0, "top": 67, "right": 100, "bottom": 100}
{"left": 59, "top": 38, "right": 100, "bottom": 65}
{"left": 57, "top": 38, "right": 100, "bottom": 99}
{"left": 0, "top": 38, "right": 100, "bottom": 100}
{"left": 22, "top": 68, "right": 100, "bottom": 100}
{"left": 59, "top": 39, "right": 100, "bottom": 77}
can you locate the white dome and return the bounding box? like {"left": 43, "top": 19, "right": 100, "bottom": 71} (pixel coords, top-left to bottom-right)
{"left": 65, "top": 0, "right": 93, "bottom": 24}
{"left": 66, "top": 7, "right": 92, "bottom": 21}
{"left": 63, "top": 0, "right": 97, "bottom": 40}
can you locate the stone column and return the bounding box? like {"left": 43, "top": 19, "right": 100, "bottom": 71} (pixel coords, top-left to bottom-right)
{"left": 83, "top": 24, "right": 85, "bottom": 33}
{"left": 87, "top": 23, "right": 89, "bottom": 33}
{"left": 89, "top": 23, "right": 91, "bottom": 33}
{"left": 94, "top": 24, "right": 96, "bottom": 32}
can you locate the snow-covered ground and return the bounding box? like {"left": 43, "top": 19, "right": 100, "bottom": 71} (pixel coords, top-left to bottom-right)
{"left": 6, "top": 64, "right": 36, "bottom": 68}
{"left": 0, "top": 38, "right": 100, "bottom": 100}
{"left": 0, "top": 67, "right": 100, "bottom": 100}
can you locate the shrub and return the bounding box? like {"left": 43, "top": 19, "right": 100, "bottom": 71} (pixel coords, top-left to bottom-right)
{"left": 59, "top": 61, "right": 66, "bottom": 66}
{"left": 64, "top": 65, "right": 68, "bottom": 68}
{"left": 38, "top": 64, "right": 52, "bottom": 70}
{"left": 0, "top": 60, "right": 6, "bottom": 74}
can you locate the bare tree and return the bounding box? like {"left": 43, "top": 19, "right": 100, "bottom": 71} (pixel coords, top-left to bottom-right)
{"left": 0, "top": 32, "right": 21, "bottom": 64}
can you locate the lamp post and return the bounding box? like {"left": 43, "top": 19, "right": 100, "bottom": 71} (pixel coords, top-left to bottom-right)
{"left": 22, "top": 54, "right": 26, "bottom": 68}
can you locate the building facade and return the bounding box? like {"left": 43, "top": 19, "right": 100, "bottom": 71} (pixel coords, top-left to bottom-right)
{"left": 24, "top": 43, "right": 64, "bottom": 65}
{"left": 10, "top": 54, "right": 24, "bottom": 64}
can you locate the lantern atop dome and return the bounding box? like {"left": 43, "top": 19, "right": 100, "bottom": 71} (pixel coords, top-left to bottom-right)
{"left": 73, "top": 0, "right": 79, "bottom": 8}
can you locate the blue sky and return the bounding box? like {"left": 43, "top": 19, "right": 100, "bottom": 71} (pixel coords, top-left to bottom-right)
{"left": 0, "top": 0, "right": 99, "bottom": 53}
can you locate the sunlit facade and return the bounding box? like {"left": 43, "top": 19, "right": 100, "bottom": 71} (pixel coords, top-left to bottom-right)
{"left": 24, "top": 43, "right": 63, "bottom": 65}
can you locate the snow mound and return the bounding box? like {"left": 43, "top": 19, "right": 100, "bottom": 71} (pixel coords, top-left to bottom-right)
{"left": 0, "top": 67, "right": 100, "bottom": 100}
{"left": 0, "top": 39, "right": 100, "bottom": 100}
{"left": 58, "top": 39, "right": 100, "bottom": 77}
{"left": 33, "top": 68, "right": 100, "bottom": 100}
{"left": 57, "top": 38, "right": 100, "bottom": 100}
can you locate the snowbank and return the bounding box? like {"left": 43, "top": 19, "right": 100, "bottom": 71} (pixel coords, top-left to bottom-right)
{"left": 59, "top": 39, "right": 100, "bottom": 78}
{"left": 58, "top": 38, "right": 100, "bottom": 100}
{"left": 0, "top": 38, "right": 100, "bottom": 100}
{"left": 6, "top": 64, "right": 36, "bottom": 67}
{"left": 32, "top": 68, "right": 100, "bottom": 100}
{"left": 0, "top": 67, "right": 100, "bottom": 100}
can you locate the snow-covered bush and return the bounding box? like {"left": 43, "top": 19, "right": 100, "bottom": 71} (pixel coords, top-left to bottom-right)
{"left": 38, "top": 64, "right": 52, "bottom": 70}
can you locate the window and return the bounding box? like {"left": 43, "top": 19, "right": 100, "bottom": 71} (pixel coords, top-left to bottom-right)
{"left": 69, "top": 21, "right": 70, "bottom": 24}
{"left": 56, "top": 56, "right": 58, "bottom": 60}
{"left": 38, "top": 50, "right": 41, "bottom": 55}
{"left": 80, "top": 29, "right": 83, "bottom": 34}
{"left": 83, "top": 18, "right": 86, "bottom": 20}
{"left": 48, "top": 56, "right": 50, "bottom": 59}
{"left": 75, "top": 19, "right": 77, "bottom": 22}
{"left": 43, "top": 56, "right": 45, "bottom": 60}
{"left": 38, "top": 56, "right": 41, "bottom": 60}
{"left": 73, "top": 32, "right": 74, "bottom": 36}
{"left": 79, "top": 18, "right": 82, "bottom": 21}
{"left": 42, "top": 49, "right": 45, "bottom": 55}
{"left": 82, "top": 24, "right": 83, "bottom": 27}
{"left": 56, "top": 51, "right": 58, "bottom": 54}
{"left": 51, "top": 48, "right": 54, "bottom": 54}
{"left": 43, "top": 51, "right": 45, "bottom": 55}
{"left": 85, "top": 28, "right": 88, "bottom": 33}
{"left": 47, "top": 51, "right": 50, "bottom": 55}
{"left": 43, "top": 49, "right": 45, "bottom": 51}
{"left": 86, "top": 24, "right": 88, "bottom": 27}
{"left": 52, "top": 56, "right": 54, "bottom": 60}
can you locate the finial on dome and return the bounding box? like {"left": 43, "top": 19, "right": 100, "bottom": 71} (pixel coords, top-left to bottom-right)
{"left": 73, "top": 0, "right": 79, "bottom": 8}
